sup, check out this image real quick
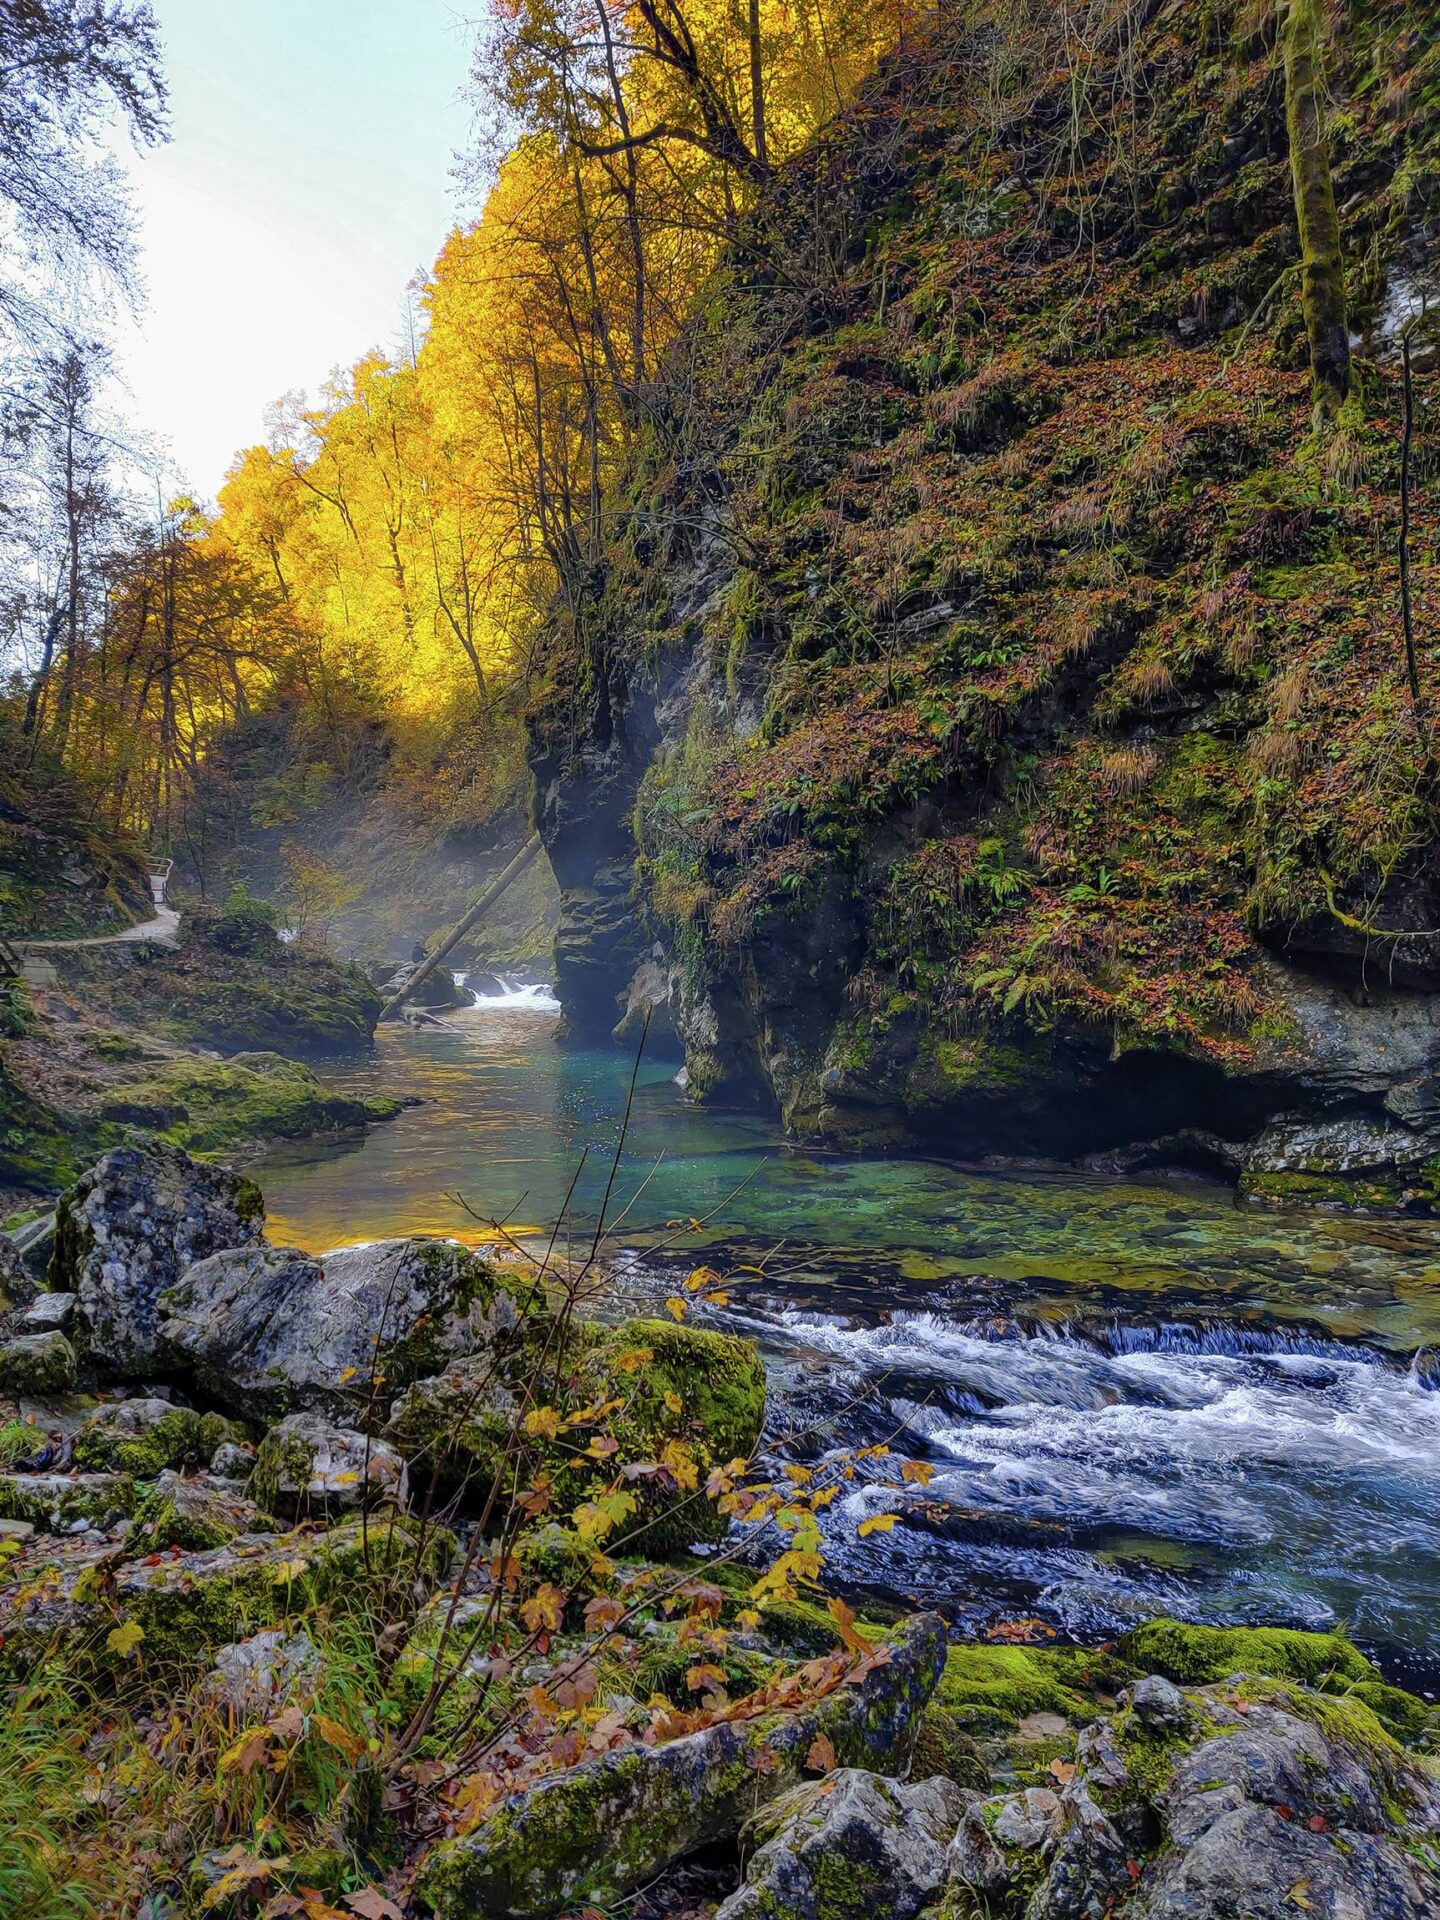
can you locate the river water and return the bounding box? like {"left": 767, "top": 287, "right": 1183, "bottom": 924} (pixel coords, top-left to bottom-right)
{"left": 252, "top": 995, "right": 1440, "bottom": 1689}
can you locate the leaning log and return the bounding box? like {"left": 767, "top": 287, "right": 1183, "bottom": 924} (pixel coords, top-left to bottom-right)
{"left": 380, "top": 833, "right": 544, "bottom": 1021}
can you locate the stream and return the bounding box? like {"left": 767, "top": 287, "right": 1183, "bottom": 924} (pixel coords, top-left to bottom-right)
{"left": 252, "top": 990, "right": 1440, "bottom": 1691}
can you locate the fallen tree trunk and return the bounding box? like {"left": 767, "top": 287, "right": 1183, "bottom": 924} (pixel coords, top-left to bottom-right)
{"left": 380, "top": 833, "right": 544, "bottom": 1021}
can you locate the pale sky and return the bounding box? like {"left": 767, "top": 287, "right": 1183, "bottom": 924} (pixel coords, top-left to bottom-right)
{"left": 113, "top": 0, "right": 478, "bottom": 503}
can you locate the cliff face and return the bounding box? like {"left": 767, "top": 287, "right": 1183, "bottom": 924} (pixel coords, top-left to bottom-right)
{"left": 529, "top": 0, "right": 1440, "bottom": 1203}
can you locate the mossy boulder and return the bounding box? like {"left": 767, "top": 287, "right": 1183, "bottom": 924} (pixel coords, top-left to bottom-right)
{"left": 71, "top": 1398, "right": 243, "bottom": 1476}
{"left": 573, "top": 1317, "right": 767, "bottom": 1552}
{"left": 129, "top": 1469, "right": 271, "bottom": 1551}
{"left": 159, "top": 1236, "right": 524, "bottom": 1420}
{"left": 0, "top": 1330, "right": 76, "bottom": 1393}
{"left": 414, "top": 1612, "right": 946, "bottom": 1919}
{"left": 386, "top": 1312, "right": 765, "bottom": 1554}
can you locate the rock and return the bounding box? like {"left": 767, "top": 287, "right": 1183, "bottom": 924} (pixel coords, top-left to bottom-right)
{"left": 717, "top": 1769, "right": 966, "bottom": 1920}
{"left": 0, "top": 1232, "right": 38, "bottom": 1312}
{"left": 1130, "top": 1672, "right": 1190, "bottom": 1732}
{"left": 946, "top": 1800, "right": 1012, "bottom": 1895}
{"left": 249, "top": 1411, "right": 408, "bottom": 1518}
{"left": 0, "top": 1513, "right": 451, "bottom": 1679}
{"left": 129, "top": 1468, "right": 270, "bottom": 1551}
{"left": 0, "top": 1330, "right": 76, "bottom": 1392}
{"left": 944, "top": 1672, "right": 1440, "bottom": 1920}
{"left": 51, "top": 1143, "right": 265, "bottom": 1375}
{"left": 72, "top": 1397, "right": 240, "bottom": 1475}
{"left": 19, "top": 1291, "right": 75, "bottom": 1334}
{"left": 1131, "top": 1691, "right": 1440, "bottom": 1916}
{"left": 415, "top": 1613, "right": 947, "bottom": 1919}
{"left": 209, "top": 1439, "right": 257, "bottom": 1478}
{"left": 202, "top": 1629, "right": 320, "bottom": 1717}
{"left": 158, "top": 1236, "right": 514, "bottom": 1419}
{"left": 993, "top": 1785, "right": 1064, "bottom": 1849}
{"left": 0, "top": 1470, "right": 135, "bottom": 1530}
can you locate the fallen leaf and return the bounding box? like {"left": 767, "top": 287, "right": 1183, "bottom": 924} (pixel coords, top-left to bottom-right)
{"left": 805, "top": 1732, "right": 837, "bottom": 1773}
{"left": 344, "top": 1891, "right": 403, "bottom": 1920}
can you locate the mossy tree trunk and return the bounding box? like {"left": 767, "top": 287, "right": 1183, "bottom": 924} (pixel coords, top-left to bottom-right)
{"left": 1281, "top": 0, "right": 1350, "bottom": 409}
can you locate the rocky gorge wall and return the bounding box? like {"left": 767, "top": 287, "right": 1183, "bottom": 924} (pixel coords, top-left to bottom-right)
{"left": 529, "top": 0, "right": 1440, "bottom": 1204}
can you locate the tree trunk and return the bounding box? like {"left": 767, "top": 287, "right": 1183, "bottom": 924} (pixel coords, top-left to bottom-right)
{"left": 1281, "top": 0, "right": 1349, "bottom": 410}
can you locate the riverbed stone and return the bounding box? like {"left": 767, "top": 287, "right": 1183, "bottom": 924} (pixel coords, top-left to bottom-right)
{"left": 718, "top": 1769, "right": 967, "bottom": 1920}
{"left": 50, "top": 1143, "right": 265, "bottom": 1375}
{"left": 249, "top": 1411, "right": 408, "bottom": 1518}
{"left": 158, "top": 1236, "right": 521, "bottom": 1419}
{"left": 416, "top": 1613, "right": 947, "bottom": 1918}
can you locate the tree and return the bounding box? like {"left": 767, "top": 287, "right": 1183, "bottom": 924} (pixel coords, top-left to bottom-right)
{"left": 2, "top": 342, "right": 119, "bottom": 746}
{"left": 0, "top": 0, "right": 167, "bottom": 341}
{"left": 1280, "top": 0, "right": 1349, "bottom": 410}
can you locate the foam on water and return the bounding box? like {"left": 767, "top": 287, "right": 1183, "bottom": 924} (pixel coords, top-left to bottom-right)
{"left": 734, "top": 1302, "right": 1440, "bottom": 1674}
{"left": 465, "top": 977, "right": 561, "bottom": 1011}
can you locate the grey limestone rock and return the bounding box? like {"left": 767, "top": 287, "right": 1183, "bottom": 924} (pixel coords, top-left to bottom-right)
{"left": 50, "top": 1144, "right": 264, "bottom": 1375}
{"left": 715, "top": 1769, "right": 968, "bottom": 1920}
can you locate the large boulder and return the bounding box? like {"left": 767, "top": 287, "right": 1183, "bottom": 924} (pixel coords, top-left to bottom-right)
{"left": 718, "top": 1770, "right": 967, "bottom": 1920}
{"left": 158, "top": 1237, "right": 524, "bottom": 1419}
{"left": 415, "top": 1612, "right": 947, "bottom": 1918}
{"left": 50, "top": 1144, "right": 264, "bottom": 1375}
{"left": 944, "top": 1673, "right": 1440, "bottom": 1920}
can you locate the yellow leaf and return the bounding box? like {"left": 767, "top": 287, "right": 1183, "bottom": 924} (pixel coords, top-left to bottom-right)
{"left": 899, "top": 1458, "right": 934, "bottom": 1486}
{"left": 106, "top": 1619, "right": 145, "bottom": 1659}
{"left": 857, "top": 1513, "right": 897, "bottom": 1538}
{"left": 663, "top": 1391, "right": 683, "bottom": 1414}
{"left": 612, "top": 1347, "right": 653, "bottom": 1373}
{"left": 337, "top": 1366, "right": 359, "bottom": 1384}
{"left": 524, "top": 1406, "right": 563, "bottom": 1441}
{"left": 314, "top": 1713, "right": 367, "bottom": 1763}
{"left": 664, "top": 1296, "right": 687, "bottom": 1323}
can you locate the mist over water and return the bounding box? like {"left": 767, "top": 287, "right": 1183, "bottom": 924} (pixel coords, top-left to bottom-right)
{"left": 253, "top": 1003, "right": 1440, "bottom": 1685}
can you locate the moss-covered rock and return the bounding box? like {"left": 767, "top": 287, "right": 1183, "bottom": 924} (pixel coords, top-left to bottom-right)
{"left": 249, "top": 1411, "right": 408, "bottom": 1518}
{"left": 387, "top": 1311, "right": 766, "bottom": 1555}
{"left": 0, "top": 1513, "right": 453, "bottom": 1681}
{"left": 0, "top": 1330, "right": 76, "bottom": 1393}
{"left": 128, "top": 1468, "right": 271, "bottom": 1552}
{"left": 414, "top": 1613, "right": 946, "bottom": 1919}
{"left": 71, "top": 1399, "right": 243, "bottom": 1477}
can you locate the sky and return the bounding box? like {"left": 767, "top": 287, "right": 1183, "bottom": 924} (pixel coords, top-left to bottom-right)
{"left": 112, "top": 0, "right": 479, "bottom": 504}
